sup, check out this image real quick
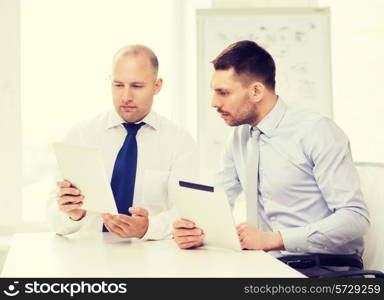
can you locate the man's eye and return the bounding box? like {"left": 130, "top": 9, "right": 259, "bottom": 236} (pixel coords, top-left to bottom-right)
{"left": 114, "top": 83, "right": 124, "bottom": 87}
{"left": 218, "top": 91, "right": 229, "bottom": 96}
{"left": 132, "top": 85, "right": 143, "bottom": 88}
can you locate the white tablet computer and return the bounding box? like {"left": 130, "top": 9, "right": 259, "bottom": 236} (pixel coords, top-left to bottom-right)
{"left": 53, "top": 142, "right": 117, "bottom": 214}
{"left": 171, "top": 180, "right": 242, "bottom": 251}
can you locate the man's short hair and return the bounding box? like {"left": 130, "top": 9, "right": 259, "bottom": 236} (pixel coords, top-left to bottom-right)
{"left": 211, "top": 40, "right": 276, "bottom": 90}
{"left": 112, "top": 44, "right": 159, "bottom": 77}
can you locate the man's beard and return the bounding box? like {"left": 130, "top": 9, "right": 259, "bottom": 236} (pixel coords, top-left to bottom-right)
{"left": 218, "top": 99, "right": 257, "bottom": 127}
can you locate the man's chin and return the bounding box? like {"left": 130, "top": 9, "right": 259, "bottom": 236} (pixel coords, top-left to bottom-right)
{"left": 223, "top": 118, "right": 238, "bottom": 127}
{"left": 118, "top": 111, "right": 141, "bottom": 123}
{"left": 225, "top": 119, "right": 247, "bottom": 127}
{"left": 220, "top": 115, "right": 234, "bottom": 126}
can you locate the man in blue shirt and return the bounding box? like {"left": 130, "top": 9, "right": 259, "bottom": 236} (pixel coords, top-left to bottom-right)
{"left": 173, "top": 40, "right": 370, "bottom": 277}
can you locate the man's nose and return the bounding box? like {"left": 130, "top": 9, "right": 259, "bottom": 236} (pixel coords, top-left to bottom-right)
{"left": 122, "top": 87, "right": 133, "bottom": 102}
{"left": 211, "top": 95, "right": 221, "bottom": 109}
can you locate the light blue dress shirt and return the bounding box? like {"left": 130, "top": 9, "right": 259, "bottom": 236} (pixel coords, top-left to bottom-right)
{"left": 215, "top": 99, "right": 370, "bottom": 257}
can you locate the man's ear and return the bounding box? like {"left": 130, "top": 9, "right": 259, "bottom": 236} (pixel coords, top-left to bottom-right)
{"left": 248, "top": 82, "right": 265, "bottom": 103}
{"left": 154, "top": 78, "right": 163, "bottom": 95}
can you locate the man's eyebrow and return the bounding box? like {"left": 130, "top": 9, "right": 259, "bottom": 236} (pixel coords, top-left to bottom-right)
{"left": 112, "top": 81, "right": 146, "bottom": 84}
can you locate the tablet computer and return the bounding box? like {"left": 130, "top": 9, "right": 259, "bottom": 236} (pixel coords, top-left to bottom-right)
{"left": 171, "top": 180, "right": 242, "bottom": 251}
{"left": 53, "top": 142, "right": 118, "bottom": 214}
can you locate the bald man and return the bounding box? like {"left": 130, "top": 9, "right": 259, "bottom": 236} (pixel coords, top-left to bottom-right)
{"left": 47, "top": 45, "right": 198, "bottom": 240}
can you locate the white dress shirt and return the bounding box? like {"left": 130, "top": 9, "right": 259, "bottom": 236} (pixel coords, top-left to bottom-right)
{"left": 46, "top": 109, "right": 199, "bottom": 240}
{"left": 215, "top": 99, "right": 370, "bottom": 257}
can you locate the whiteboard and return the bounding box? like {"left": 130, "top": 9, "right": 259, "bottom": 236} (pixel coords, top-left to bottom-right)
{"left": 196, "top": 8, "right": 332, "bottom": 174}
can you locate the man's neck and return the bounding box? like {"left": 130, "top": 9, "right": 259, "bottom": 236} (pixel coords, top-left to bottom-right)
{"left": 252, "top": 94, "right": 278, "bottom": 126}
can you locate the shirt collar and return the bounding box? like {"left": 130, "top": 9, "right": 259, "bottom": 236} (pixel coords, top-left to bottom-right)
{"left": 106, "top": 109, "right": 159, "bottom": 130}
{"left": 255, "top": 97, "right": 287, "bottom": 138}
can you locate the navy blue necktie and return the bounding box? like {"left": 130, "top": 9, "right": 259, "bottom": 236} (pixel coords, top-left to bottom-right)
{"left": 103, "top": 122, "right": 145, "bottom": 232}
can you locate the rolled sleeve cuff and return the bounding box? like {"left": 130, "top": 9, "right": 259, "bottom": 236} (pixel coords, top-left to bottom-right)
{"left": 279, "top": 227, "right": 309, "bottom": 253}
{"left": 51, "top": 211, "right": 87, "bottom": 235}
{"left": 51, "top": 210, "right": 102, "bottom": 235}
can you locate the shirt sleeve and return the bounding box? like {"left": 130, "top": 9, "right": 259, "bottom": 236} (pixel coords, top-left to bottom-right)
{"left": 280, "top": 118, "right": 370, "bottom": 253}
{"left": 141, "top": 129, "right": 200, "bottom": 240}
{"left": 214, "top": 130, "right": 242, "bottom": 208}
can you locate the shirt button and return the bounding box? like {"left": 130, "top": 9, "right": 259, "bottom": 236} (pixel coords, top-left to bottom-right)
{"left": 270, "top": 217, "right": 277, "bottom": 222}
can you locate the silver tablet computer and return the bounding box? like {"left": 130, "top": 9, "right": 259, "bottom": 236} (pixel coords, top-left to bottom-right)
{"left": 171, "top": 180, "right": 242, "bottom": 251}
{"left": 53, "top": 142, "right": 117, "bottom": 214}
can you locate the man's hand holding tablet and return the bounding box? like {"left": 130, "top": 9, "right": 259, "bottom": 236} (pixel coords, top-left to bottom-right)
{"left": 56, "top": 179, "right": 86, "bottom": 221}
{"left": 173, "top": 219, "right": 205, "bottom": 249}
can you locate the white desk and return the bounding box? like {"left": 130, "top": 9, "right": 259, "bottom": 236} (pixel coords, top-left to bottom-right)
{"left": 1, "top": 233, "right": 305, "bottom": 278}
